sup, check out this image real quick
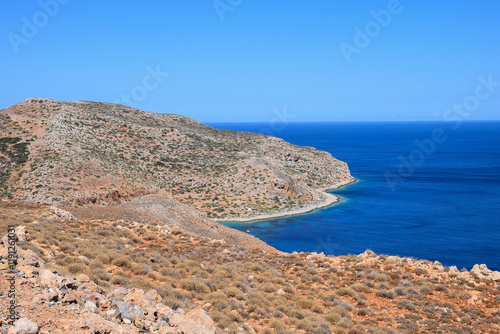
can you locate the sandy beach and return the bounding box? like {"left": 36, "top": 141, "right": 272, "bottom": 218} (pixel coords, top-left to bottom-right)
{"left": 217, "top": 178, "right": 357, "bottom": 223}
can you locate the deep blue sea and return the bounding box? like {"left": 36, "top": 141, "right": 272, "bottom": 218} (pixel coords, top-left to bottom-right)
{"left": 207, "top": 122, "right": 500, "bottom": 271}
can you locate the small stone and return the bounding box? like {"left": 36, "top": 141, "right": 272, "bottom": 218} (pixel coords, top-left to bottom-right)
{"left": 100, "top": 298, "right": 111, "bottom": 309}
{"left": 75, "top": 274, "right": 90, "bottom": 283}
{"left": 85, "top": 300, "right": 97, "bottom": 311}
{"left": 62, "top": 294, "right": 76, "bottom": 304}
{"left": 60, "top": 278, "right": 81, "bottom": 290}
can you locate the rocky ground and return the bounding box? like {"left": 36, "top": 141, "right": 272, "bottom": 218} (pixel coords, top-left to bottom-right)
{"left": 0, "top": 229, "right": 215, "bottom": 333}
{"left": 1, "top": 201, "right": 499, "bottom": 333}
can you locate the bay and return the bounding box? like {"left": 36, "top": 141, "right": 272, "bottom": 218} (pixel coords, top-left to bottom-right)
{"left": 207, "top": 121, "right": 500, "bottom": 271}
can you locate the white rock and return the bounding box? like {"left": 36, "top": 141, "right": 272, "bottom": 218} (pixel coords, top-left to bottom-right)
{"left": 15, "top": 226, "right": 30, "bottom": 242}
{"left": 491, "top": 271, "right": 500, "bottom": 281}
{"left": 85, "top": 301, "right": 97, "bottom": 311}
{"left": 13, "top": 318, "right": 38, "bottom": 334}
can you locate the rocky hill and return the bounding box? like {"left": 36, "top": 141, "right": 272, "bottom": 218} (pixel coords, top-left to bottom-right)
{"left": 0, "top": 98, "right": 353, "bottom": 220}
{"left": 1, "top": 201, "right": 499, "bottom": 333}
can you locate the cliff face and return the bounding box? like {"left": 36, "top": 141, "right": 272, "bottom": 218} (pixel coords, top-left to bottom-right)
{"left": 0, "top": 98, "right": 354, "bottom": 219}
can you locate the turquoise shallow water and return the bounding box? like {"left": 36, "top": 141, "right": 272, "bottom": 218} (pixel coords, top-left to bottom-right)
{"left": 207, "top": 121, "right": 500, "bottom": 271}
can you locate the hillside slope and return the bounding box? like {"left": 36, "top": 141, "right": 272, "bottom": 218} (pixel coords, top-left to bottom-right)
{"left": 0, "top": 98, "right": 353, "bottom": 220}
{"left": 1, "top": 201, "right": 499, "bottom": 334}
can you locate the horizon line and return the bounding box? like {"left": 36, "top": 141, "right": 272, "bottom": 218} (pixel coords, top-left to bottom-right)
{"left": 204, "top": 119, "right": 500, "bottom": 123}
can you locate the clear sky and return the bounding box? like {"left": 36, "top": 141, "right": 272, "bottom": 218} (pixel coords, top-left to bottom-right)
{"left": 1, "top": 1, "right": 499, "bottom": 122}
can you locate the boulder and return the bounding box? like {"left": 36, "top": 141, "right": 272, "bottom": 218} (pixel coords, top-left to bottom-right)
{"left": 33, "top": 291, "right": 59, "bottom": 303}
{"left": 491, "top": 271, "right": 500, "bottom": 281}
{"left": 123, "top": 288, "right": 144, "bottom": 306}
{"left": 85, "top": 300, "right": 97, "bottom": 312}
{"left": 50, "top": 206, "right": 76, "bottom": 221}
{"left": 78, "top": 313, "right": 136, "bottom": 334}
{"left": 17, "top": 249, "right": 43, "bottom": 268}
{"left": 85, "top": 292, "right": 106, "bottom": 307}
{"left": 77, "top": 279, "right": 105, "bottom": 294}
{"left": 15, "top": 226, "right": 30, "bottom": 242}
{"left": 156, "top": 304, "right": 175, "bottom": 320}
{"left": 114, "top": 301, "right": 144, "bottom": 322}
{"left": 37, "top": 269, "right": 58, "bottom": 288}
{"left": 59, "top": 277, "right": 81, "bottom": 290}
{"left": 107, "top": 287, "right": 130, "bottom": 300}
{"left": 12, "top": 318, "right": 38, "bottom": 334}
{"left": 75, "top": 273, "right": 90, "bottom": 283}
{"left": 158, "top": 323, "right": 182, "bottom": 333}
{"left": 170, "top": 309, "right": 216, "bottom": 334}
{"left": 143, "top": 289, "right": 162, "bottom": 306}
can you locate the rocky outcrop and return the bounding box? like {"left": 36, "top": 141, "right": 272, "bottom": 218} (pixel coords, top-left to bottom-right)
{"left": 14, "top": 226, "right": 30, "bottom": 242}
{"left": 470, "top": 264, "right": 500, "bottom": 281}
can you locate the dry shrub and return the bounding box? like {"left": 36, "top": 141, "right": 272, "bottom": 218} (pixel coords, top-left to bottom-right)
{"left": 111, "top": 257, "right": 132, "bottom": 268}
{"left": 181, "top": 279, "right": 211, "bottom": 294}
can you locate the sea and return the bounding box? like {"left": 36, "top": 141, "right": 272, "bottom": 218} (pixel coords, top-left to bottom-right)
{"left": 206, "top": 121, "right": 500, "bottom": 271}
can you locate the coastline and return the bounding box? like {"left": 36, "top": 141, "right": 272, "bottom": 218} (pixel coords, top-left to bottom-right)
{"left": 217, "top": 178, "right": 357, "bottom": 223}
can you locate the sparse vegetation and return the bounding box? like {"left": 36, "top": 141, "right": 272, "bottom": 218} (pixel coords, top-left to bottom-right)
{"left": 1, "top": 201, "right": 499, "bottom": 333}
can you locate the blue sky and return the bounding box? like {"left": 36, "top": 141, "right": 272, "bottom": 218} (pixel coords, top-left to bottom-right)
{"left": 1, "top": 1, "right": 499, "bottom": 122}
